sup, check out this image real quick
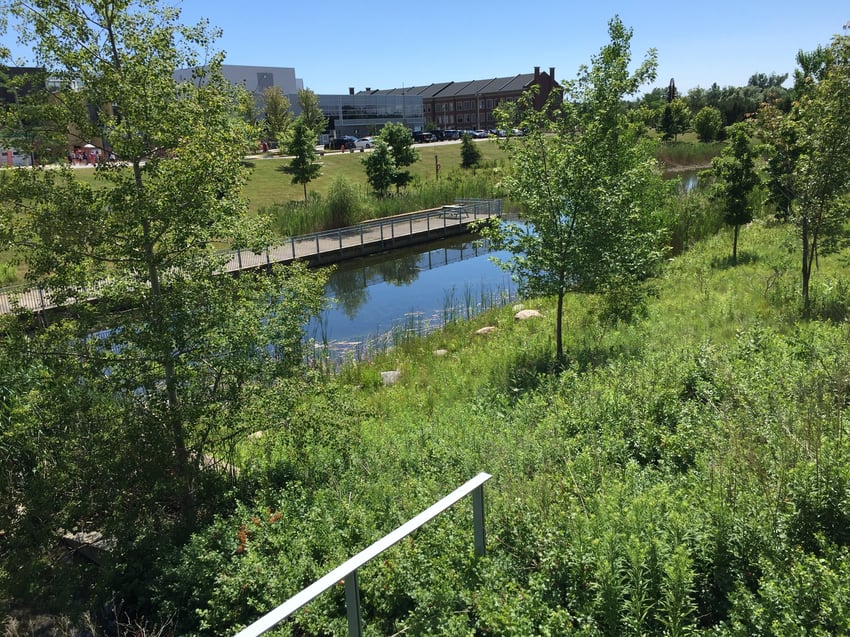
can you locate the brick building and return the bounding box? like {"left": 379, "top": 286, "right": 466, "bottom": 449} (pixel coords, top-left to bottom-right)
{"left": 361, "top": 66, "right": 558, "bottom": 131}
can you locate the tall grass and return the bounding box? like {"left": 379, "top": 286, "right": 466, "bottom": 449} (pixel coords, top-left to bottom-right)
{"left": 657, "top": 141, "right": 724, "bottom": 169}
{"left": 266, "top": 167, "right": 503, "bottom": 237}
{"left": 0, "top": 263, "right": 17, "bottom": 286}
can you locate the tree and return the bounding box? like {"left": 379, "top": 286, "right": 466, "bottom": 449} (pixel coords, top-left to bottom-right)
{"left": 484, "top": 16, "right": 668, "bottom": 362}
{"left": 297, "top": 88, "right": 327, "bottom": 140}
{"left": 692, "top": 106, "right": 724, "bottom": 142}
{"left": 758, "top": 102, "right": 800, "bottom": 221}
{"left": 710, "top": 123, "right": 760, "bottom": 263}
{"left": 362, "top": 138, "right": 397, "bottom": 197}
{"left": 283, "top": 118, "right": 322, "bottom": 200}
{"left": 0, "top": 66, "right": 67, "bottom": 164}
{"left": 0, "top": 0, "right": 326, "bottom": 608}
{"left": 460, "top": 132, "right": 482, "bottom": 169}
{"left": 377, "top": 121, "right": 419, "bottom": 192}
{"left": 262, "top": 85, "right": 292, "bottom": 147}
{"left": 659, "top": 98, "right": 690, "bottom": 141}
{"left": 792, "top": 33, "right": 850, "bottom": 310}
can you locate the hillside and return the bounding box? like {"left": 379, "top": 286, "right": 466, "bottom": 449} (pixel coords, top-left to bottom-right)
{"left": 151, "top": 217, "right": 850, "bottom": 635}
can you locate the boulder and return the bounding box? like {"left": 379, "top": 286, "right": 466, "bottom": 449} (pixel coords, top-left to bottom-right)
{"left": 514, "top": 309, "right": 542, "bottom": 320}
{"left": 433, "top": 349, "right": 449, "bottom": 356}
{"left": 381, "top": 370, "right": 402, "bottom": 385}
{"left": 60, "top": 531, "right": 115, "bottom": 565}
{"left": 475, "top": 326, "right": 498, "bottom": 335}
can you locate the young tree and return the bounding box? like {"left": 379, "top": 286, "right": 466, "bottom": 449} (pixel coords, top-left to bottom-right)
{"left": 362, "top": 138, "right": 397, "bottom": 197}
{"left": 297, "top": 87, "right": 328, "bottom": 140}
{"left": 460, "top": 131, "right": 482, "bottom": 169}
{"left": 692, "top": 106, "right": 724, "bottom": 142}
{"left": 262, "top": 85, "right": 292, "bottom": 147}
{"left": 793, "top": 33, "right": 850, "bottom": 310}
{"left": 710, "top": 123, "right": 760, "bottom": 263}
{"left": 378, "top": 121, "right": 419, "bottom": 192}
{"left": 484, "top": 16, "right": 668, "bottom": 362}
{"left": 0, "top": 0, "right": 326, "bottom": 607}
{"left": 283, "top": 118, "right": 322, "bottom": 200}
{"left": 758, "top": 102, "right": 800, "bottom": 221}
{"left": 659, "top": 98, "right": 690, "bottom": 141}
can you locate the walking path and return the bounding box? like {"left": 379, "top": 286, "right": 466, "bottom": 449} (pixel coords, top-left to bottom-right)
{"left": 0, "top": 199, "right": 502, "bottom": 316}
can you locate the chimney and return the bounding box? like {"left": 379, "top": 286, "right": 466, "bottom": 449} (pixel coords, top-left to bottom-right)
{"left": 534, "top": 66, "right": 540, "bottom": 79}
{"left": 549, "top": 67, "right": 555, "bottom": 81}
{"left": 365, "top": 87, "right": 371, "bottom": 92}
{"left": 349, "top": 87, "right": 354, "bottom": 95}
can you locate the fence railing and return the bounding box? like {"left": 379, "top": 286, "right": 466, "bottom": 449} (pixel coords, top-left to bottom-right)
{"left": 0, "top": 200, "right": 502, "bottom": 316}
{"left": 234, "top": 472, "right": 493, "bottom": 637}
{"left": 218, "top": 198, "right": 502, "bottom": 272}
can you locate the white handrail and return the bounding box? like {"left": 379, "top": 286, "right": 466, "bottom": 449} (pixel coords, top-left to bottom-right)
{"left": 235, "top": 472, "right": 492, "bottom": 637}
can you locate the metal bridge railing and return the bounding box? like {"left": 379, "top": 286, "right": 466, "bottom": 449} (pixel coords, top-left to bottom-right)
{"left": 234, "top": 472, "right": 493, "bottom": 637}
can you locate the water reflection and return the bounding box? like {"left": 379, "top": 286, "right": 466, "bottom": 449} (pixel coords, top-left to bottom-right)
{"left": 664, "top": 169, "right": 701, "bottom": 193}
{"left": 309, "top": 234, "right": 514, "bottom": 357}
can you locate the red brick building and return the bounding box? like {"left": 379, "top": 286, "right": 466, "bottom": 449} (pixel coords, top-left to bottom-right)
{"left": 360, "top": 66, "right": 558, "bottom": 131}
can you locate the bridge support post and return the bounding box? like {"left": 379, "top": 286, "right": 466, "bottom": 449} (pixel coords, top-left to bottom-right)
{"left": 472, "top": 483, "right": 486, "bottom": 557}
{"left": 344, "top": 570, "right": 363, "bottom": 637}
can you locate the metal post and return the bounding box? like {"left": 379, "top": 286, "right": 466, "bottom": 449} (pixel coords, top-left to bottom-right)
{"left": 291, "top": 237, "right": 296, "bottom": 260}
{"left": 315, "top": 234, "right": 320, "bottom": 257}
{"left": 472, "top": 484, "right": 486, "bottom": 557}
{"left": 237, "top": 248, "right": 243, "bottom": 271}
{"left": 338, "top": 230, "right": 343, "bottom": 254}
{"left": 344, "top": 570, "right": 363, "bottom": 637}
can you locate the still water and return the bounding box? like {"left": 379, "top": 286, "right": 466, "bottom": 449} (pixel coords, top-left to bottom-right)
{"left": 307, "top": 234, "right": 516, "bottom": 358}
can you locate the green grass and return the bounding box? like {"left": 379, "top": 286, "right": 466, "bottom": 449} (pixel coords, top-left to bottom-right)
{"left": 183, "top": 214, "right": 850, "bottom": 635}
{"left": 70, "top": 140, "right": 510, "bottom": 214}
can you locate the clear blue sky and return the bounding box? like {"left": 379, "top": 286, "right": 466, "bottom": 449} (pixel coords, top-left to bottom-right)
{"left": 7, "top": 1, "right": 850, "bottom": 96}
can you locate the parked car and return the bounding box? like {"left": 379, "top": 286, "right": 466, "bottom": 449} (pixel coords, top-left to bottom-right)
{"left": 354, "top": 137, "right": 374, "bottom": 149}
{"left": 412, "top": 131, "right": 436, "bottom": 143}
{"left": 326, "top": 136, "right": 358, "bottom": 150}
{"left": 441, "top": 129, "right": 461, "bottom": 140}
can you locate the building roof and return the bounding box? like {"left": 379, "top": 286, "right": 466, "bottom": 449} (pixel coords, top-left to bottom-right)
{"left": 359, "top": 72, "right": 541, "bottom": 100}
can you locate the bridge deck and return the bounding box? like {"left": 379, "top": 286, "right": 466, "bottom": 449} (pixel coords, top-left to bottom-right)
{"left": 0, "top": 200, "right": 501, "bottom": 316}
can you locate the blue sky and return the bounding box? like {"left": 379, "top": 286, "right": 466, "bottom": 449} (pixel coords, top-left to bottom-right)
{"left": 7, "top": 1, "right": 850, "bottom": 96}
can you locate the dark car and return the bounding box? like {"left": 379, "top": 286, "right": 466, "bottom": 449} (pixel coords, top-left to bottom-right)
{"left": 326, "top": 136, "right": 358, "bottom": 150}
{"left": 412, "top": 131, "right": 436, "bottom": 143}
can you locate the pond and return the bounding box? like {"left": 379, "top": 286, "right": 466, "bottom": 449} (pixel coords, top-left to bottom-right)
{"left": 307, "top": 233, "right": 516, "bottom": 360}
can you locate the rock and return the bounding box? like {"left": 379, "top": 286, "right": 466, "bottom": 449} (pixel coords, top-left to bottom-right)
{"left": 514, "top": 309, "right": 542, "bottom": 320}
{"left": 381, "top": 370, "right": 401, "bottom": 385}
{"left": 476, "top": 326, "right": 498, "bottom": 335}
{"left": 60, "top": 531, "right": 115, "bottom": 565}
{"left": 248, "top": 430, "right": 264, "bottom": 440}
{"left": 433, "top": 349, "right": 449, "bottom": 356}
{"left": 512, "top": 303, "right": 525, "bottom": 312}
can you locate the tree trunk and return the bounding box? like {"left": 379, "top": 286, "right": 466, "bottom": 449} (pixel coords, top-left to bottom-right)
{"left": 136, "top": 161, "right": 194, "bottom": 527}
{"left": 556, "top": 290, "right": 564, "bottom": 365}
{"left": 732, "top": 225, "right": 739, "bottom": 264}
{"left": 802, "top": 215, "right": 811, "bottom": 312}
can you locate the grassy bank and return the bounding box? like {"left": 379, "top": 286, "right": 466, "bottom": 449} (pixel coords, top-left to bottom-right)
{"left": 154, "top": 213, "right": 850, "bottom": 635}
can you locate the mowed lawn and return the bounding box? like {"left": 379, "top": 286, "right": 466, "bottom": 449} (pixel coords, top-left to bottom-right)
{"left": 73, "top": 139, "right": 509, "bottom": 214}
